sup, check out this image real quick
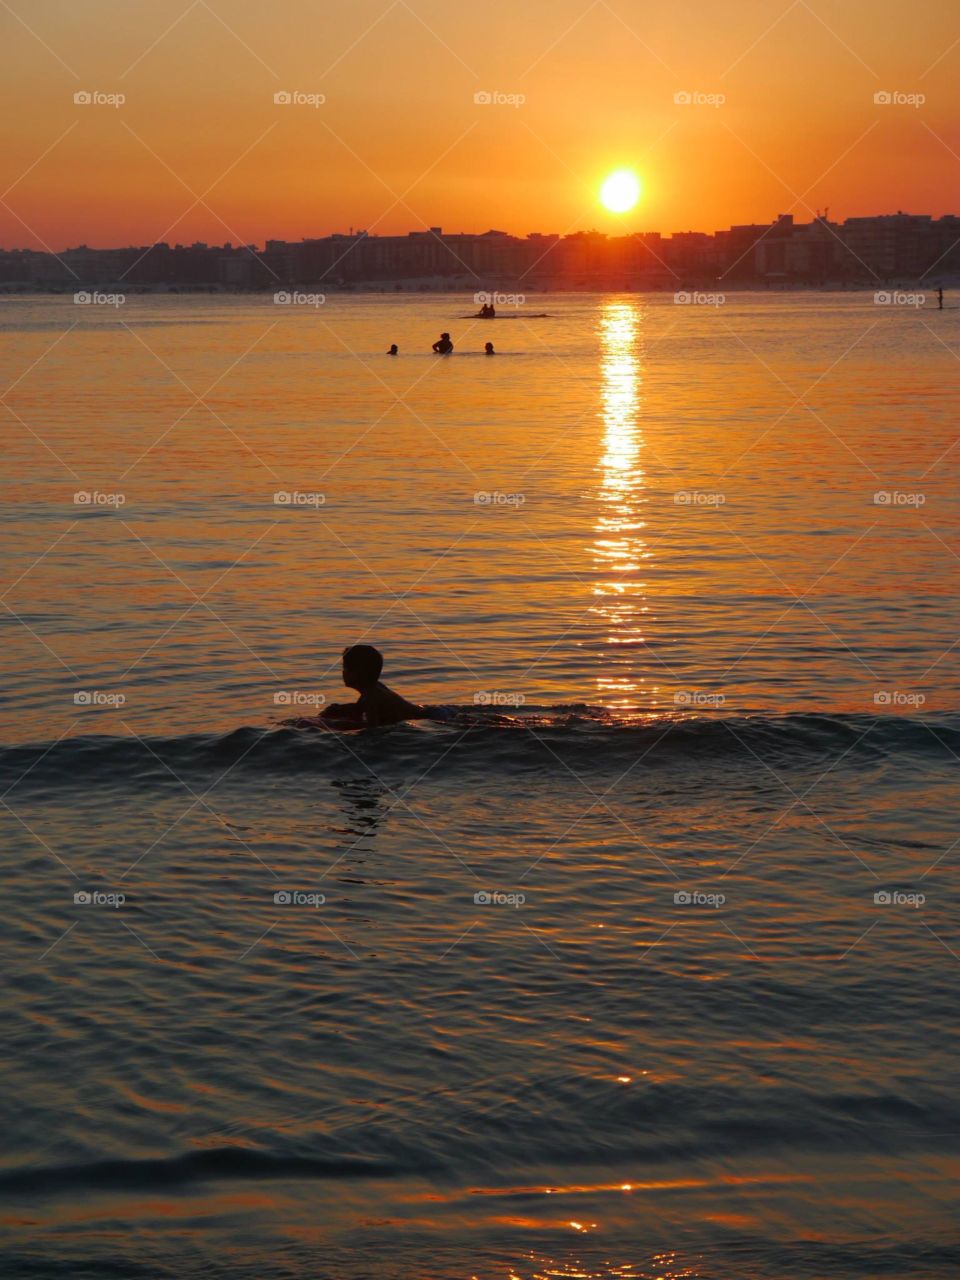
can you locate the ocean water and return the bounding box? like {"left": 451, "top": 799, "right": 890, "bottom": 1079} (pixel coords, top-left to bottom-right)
{"left": 1, "top": 292, "right": 958, "bottom": 1278}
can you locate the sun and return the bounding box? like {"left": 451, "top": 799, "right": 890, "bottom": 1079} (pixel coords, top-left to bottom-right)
{"left": 600, "top": 169, "right": 642, "bottom": 214}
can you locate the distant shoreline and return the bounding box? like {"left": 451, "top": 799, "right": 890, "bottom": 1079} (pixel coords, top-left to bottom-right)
{"left": 1, "top": 281, "right": 955, "bottom": 298}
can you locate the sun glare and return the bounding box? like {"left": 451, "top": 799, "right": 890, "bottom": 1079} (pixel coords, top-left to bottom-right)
{"left": 600, "top": 169, "right": 642, "bottom": 214}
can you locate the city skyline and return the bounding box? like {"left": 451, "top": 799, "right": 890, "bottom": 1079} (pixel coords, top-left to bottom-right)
{"left": 2, "top": 204, "right": 959, "bottom": 256}
{"left": 3, "top": 209, "right": 958, "bottom": 290}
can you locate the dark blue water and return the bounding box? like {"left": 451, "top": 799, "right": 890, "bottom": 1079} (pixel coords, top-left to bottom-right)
{"left": 2, "top": 710, "right": 958, "bottom": 1279}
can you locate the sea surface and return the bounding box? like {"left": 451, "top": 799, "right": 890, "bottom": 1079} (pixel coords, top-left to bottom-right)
{"left": 1, "top": 292, "right": 958, "bottom": 1278}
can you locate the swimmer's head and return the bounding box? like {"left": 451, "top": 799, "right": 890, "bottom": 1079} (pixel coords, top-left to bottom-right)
{"left": 387, "top": 344, "right": 398, "bottom": 355}
{"left": 485, "top": 342, "right": 495, "bottom": 354}
{"left": 440, "top": 332, "right": 450, "bottom": 339}
{"left": 342, "top": 643, "right": 383, "bottom": 690}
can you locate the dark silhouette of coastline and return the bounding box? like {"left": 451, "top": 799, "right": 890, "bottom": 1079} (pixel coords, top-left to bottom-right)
{"left": 3, "top": 212, "right": 957, "bottom": 293}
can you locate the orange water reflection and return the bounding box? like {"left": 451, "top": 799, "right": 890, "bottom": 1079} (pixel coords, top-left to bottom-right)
{"left": 592, "top": 301, "right": 652, "bottom": 707}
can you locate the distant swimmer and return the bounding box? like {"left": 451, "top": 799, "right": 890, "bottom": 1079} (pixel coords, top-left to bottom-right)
{"left": 387, "top": 343, "right": 399, "bottom": 355}
{"left": 484, "top": 341, "right": 495, "bottom": 355}
{"left": 938, "top": 287, "right": 944, "bottom": 310}
{"left": 432, "top": 332, "right": 454, "bottom": 354}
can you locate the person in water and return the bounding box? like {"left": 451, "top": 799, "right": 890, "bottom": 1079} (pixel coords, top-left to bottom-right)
{"left": 323, "top": 644, "right": 424, "bottom": 728}
{"left": 432, "top": 332, "right": 454, "bottom": 354}
{"left": 387, "top": 343, "right": 398, "bottom": 355}
{"left": 484, "top": 341, "right": 495, "bottom": 355}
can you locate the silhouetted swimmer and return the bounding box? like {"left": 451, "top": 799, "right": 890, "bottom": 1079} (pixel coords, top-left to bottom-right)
{"left": 938, "top": 287, "right": 944, "bottom": 310}
{"left": 485, "top": 341, "right": 495, "bottom": 355}
{"left": 279, "top": 648, "right": 465, "bottom": 730}
{"left": 387, "top": 343, "right": 398, "bottom": 355}
{"left": 432, "top": 332, "right": 454, "bottom": 354}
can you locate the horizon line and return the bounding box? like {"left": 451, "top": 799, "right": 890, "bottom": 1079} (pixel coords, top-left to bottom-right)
{"left": 2, "top": 209, "right": 957, "bottom": 257}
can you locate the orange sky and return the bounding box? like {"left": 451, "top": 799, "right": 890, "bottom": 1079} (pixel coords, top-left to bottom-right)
{"left": 1, "top": 0, "right": 958, "bottom": 250}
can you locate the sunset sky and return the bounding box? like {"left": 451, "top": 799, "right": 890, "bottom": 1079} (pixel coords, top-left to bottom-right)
{"left": 1, "top": 0, "right": 958, "bottom": 250}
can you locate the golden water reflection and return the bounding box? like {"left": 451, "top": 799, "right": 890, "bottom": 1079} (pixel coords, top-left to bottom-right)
{"left": 592, "top": 301, "right": 651, "bottom": 707}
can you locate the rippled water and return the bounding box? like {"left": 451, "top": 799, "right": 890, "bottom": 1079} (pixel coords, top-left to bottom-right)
{"left": 1, "top": 294, "right": 958, "bottom": 1278}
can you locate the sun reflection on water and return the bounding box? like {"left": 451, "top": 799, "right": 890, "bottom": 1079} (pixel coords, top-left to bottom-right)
{"left": 505, "top": 1246, "right": 699, "bottom": 1279}
{"left": 592, "top": 301, "right": 652, "bottom": 708}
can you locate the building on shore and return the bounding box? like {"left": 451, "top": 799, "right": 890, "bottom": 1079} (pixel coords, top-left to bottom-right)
{"left": 2, "top": 214, "right": 958, "bottom": 291}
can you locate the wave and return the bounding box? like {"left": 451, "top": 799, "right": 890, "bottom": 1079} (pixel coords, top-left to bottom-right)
{"left": 0, "top": 710, "right": 956, "bottom": 790}
{"left": 0, "top": 1147, "right": 401, "bottom": 1196}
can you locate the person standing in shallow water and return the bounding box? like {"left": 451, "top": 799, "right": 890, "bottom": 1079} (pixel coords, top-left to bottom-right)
{"left": 387, "top": 343, "right": 398, "bottom": 355}
{"left": 485, "top": 341, "right": 495, "bottom": 355}
{"left": 432, "top": 332, "right": 454, "bottom": 354}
